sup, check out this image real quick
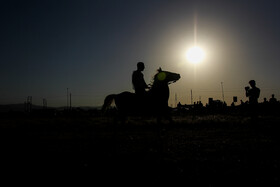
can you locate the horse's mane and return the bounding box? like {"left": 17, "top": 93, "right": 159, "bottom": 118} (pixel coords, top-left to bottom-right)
{"left": 149, "top": 68, "right": 162, "bottom": 87}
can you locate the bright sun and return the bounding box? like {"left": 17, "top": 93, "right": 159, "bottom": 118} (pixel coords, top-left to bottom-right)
{"left": 186, "top": 46, "right": 205, "bottom": 64}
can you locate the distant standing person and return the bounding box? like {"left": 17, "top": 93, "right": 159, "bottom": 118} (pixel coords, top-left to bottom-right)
{"left": 269, "top": 94, "right": 277, "bottom": 104}
{"left": 245, "top": 80, "right": 260, "bottom": 105}
{"left": 132, "top": 62, "right": 148, "bottom": 96}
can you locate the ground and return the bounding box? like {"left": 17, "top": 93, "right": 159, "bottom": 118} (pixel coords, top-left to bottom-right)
{"left": 0, "top": 113, "right": 279, "bottom": 186}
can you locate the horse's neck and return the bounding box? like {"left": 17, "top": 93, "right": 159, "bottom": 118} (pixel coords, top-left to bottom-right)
{"left": 150, "top": 82, "right": 169, "bottom": 97}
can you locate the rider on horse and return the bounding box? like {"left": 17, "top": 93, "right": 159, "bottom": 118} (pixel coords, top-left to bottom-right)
{"left": 102, "top": 66, "right": 180, "bottom": 122}
{"left": 132, "top": 62, "right": 149, "bottom": 111}
{"left": 132, "top": 62, "right": 149, "bottom": 96}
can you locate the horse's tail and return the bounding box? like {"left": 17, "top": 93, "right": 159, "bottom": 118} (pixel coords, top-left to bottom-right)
{"left": 102, "top": 94, "right": 116, "bottom": 112}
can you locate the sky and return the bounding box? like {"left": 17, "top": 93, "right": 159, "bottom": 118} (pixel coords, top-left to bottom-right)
{"left": 1, "top": 0, "right": 280, "bottom": 107}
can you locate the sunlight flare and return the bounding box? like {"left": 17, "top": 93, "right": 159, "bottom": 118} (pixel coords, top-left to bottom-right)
{"left": 186, "top": 46, "right": 205, "bottom": 64}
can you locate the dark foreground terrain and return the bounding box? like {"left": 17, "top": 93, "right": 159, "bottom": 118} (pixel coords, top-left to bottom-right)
{"left": 0, "top": 113, "right": 279, "bottom": 186}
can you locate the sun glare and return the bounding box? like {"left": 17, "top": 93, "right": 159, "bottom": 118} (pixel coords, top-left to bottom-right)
{"left": 186, "top": 46, "right": 205, "bottom": 64}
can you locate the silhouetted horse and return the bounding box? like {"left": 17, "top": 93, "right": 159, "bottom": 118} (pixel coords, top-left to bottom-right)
{"left": 102, "top": 68, "right": 180, "bottom": 122}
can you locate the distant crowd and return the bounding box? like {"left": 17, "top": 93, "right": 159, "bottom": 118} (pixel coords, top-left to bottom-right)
{"left": 176, "top": 80, "right": 280, "bottom": 116}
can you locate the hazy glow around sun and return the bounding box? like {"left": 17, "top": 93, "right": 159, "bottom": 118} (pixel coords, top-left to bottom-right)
{"left": 186, "top": 46, "right": 205, "bottom": 64}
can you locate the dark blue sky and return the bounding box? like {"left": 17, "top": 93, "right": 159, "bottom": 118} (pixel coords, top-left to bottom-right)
{"left": 1, "top": 0, "right": 280, "bottom": 107}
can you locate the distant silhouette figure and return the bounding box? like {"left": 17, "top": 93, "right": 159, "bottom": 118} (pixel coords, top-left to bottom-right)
{"left": 245, "top": 80, "right": 260, "bottom": 105}
{"left": 177, "top": 102, "right": 182, "bottom": 108}
{"left": 132, "top": 62, "right": 149, "bottom": 96}
{"left": 102, "top": 68, "right": 180, "bottom": 122}
{"left": 269, "top": 94, "right": 277, "bottom": 104}
{"left": 245, "top": 80, "right": 260, "bottom": 118}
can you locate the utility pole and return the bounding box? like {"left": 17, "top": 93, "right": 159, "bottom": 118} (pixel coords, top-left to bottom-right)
{"left": 175, "top": 93, "right": 177, "bottom": 107}
{"left": 67, "top": 88, "right": 69, "bottom": 110}
{"left": 70, "top": 93, "right": 72, "bottom": 110}
{"left": 221, "top": 82, "right": 225, "bottom": 103}
{"left": 26, "top": 96, "right": 32, "bottom": 113}
{"left": 43, "top": 98, "right": 47, "bottom": 109}
{"left": 191, "top": 90, "right": 193, "bottom": 105}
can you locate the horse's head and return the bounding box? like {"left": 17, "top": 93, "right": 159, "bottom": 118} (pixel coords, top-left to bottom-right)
{"left": 149, "top": 67, "right": 180, "bottom": 101}
{"left": 150, "top": 68, "right": 180, "bottom": 104}
{"left": 153, "top": 67, "right": 180, "bottom": 85}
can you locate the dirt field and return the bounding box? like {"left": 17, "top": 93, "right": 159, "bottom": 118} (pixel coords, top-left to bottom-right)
{"left": 1, "top": 114, "right": 279, "bottom": 186}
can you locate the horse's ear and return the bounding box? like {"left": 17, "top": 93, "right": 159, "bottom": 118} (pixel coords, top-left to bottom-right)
{"left": 158, "top": 67, "right": 162, "bottom": 72}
